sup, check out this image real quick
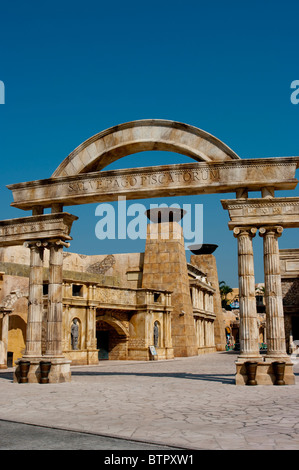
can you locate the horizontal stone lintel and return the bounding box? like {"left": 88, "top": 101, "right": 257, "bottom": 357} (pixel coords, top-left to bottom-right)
{"left": 221, "top": 197, "right": 299, "bottom": 229}
{"left": 0, "top": 213, "right": 78, "bottom": 246}
{"left": 7, "top": 157, "right": 299, "bottom": 210}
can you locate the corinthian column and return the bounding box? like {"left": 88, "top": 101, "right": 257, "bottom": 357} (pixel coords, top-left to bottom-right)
{"left": 24, "top": 241, "right": 46, "bottom": 357}
{"left": 259, "top": 226, "right": 287, "bottom": 357}
{"left": 233, "top": 227, "right": 260, "bottom": 358}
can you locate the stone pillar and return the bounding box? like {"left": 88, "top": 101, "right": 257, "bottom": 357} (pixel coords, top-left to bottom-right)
{"left": 24, "top": 241, "right": 45, "bottom": 357}
{"left": 203, "top": 321, "right": 207, "bottom": 346}
{"left": 86, "top": 305, "right": 97, "bottom": 349}
{"left": 62, "top": 302, "right": 70, "bottom": 351}
{"left": 191, "top": 287, "right": 196, "bottom": 308}
{"left": 199, "top": 290, "right": 204, "bottom": 310}
{"left": 45, "top": 240, "right": 66, "bottom": 357}
{"left": 233, "top": 227, "right": 260, "bottom": 358}
{"left": 0, "top": 308, "right": 10, "bottom": 368}
{"left": 40, "top": 239, "right": 72, "bottom": 382}
{"left": 259, "top": 226, "right": 288, "bottom": 357}
{"left": 211, "top": 321, "right": 215, "bottom": 346}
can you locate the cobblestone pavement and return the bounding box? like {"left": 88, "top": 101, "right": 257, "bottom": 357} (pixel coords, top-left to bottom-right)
{"left": 0, "top": 351, "right": 298, "bottom": 450}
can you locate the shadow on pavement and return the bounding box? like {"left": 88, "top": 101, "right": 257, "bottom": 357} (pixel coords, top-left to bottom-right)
{"left": 0, "top": 371, "right": 13, "bottom": 382}
{"left": 71, "top": 371, "right": 235, "bottom": 384}
{"left": 0, "top": 369, "right": 235, "bottom": 384}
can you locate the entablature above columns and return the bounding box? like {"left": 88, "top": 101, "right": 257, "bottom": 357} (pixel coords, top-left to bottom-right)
{"left": 222, "top": 197, "right": 299, "bottom": 229}
{"left": 7, "top": 157, "right": 299, "bottom": 210}
{"left": 193, "top": 309, "right": 216, "bottom": 321}
{"left": 189, "top": 279, "right": 215, "bottom": 294}
{"left": 0, "top": 213, "right": 78, "bottom": 246}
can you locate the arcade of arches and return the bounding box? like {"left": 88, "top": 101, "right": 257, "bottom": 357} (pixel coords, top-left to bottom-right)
{"left": 0, "top": 119, "right": 298, "bottom": 386}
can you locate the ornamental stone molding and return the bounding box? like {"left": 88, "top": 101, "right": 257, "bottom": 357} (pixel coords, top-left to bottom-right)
{"left": 222, "top": 197, "right": 299, "bottom": 229}
{"left": 0, "top": 213, "right": 78, "bottom": 246}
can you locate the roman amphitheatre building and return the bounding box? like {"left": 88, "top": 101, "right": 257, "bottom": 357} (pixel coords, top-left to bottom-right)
{"left": 0, "top": 119, "right": 298, "bottom": 386}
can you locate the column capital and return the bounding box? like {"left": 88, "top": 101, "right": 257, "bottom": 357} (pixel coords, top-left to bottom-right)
{"left": 233, "top": 226, "right": 257, "bottom": 238}
{"left": 24, "top": 240, "right": 48, "bottom": 249}
{"left": 47, "top": 239, "right": 70, "bottom": 249}
{"left": 259, "top": 226, "right": 283, "bottom": 238}
{"left": 0, "top": 307, "right": 13, "bottom": 316}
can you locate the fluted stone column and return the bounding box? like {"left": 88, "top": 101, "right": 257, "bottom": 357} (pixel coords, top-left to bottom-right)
{"left": 24, "top": 241, "right": 45, "bottom": 357}
{"left": 0, "top": 308, "right": 11, "bottom": 368}
{"left": 233, "top": 227, "right": 260, "bottom": 358}
{"left": 62, "top": 302, "right": 70, "bottom": 350}
{"left": 259, "top": 226, "right": 287, "bottom": 358}
{"left": 45, "top": 240, "right": 67, "bottom": 357}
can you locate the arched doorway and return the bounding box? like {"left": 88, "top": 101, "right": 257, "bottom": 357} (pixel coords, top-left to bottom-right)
{"left": 96, "top": 313, "right": 129, "bottom": 361}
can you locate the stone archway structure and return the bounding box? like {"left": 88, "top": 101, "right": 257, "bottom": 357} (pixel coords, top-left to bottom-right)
{"left": 0, "top": 289, "right": 28, "bottom": 368}
{"left": 96, "top": 314, "right": 129, "bottom": 361}
{"left": 96, "top": 314, "right": 129, "bottom": 338}
{"left": 52, "top": 119, "right": 240, "bottom": 177}
{"left": 1, "top": 119, "right": 299, "bottom": 384}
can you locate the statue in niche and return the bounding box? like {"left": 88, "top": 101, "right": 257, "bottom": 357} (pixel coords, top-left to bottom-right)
{"left": 71, "top": 318, "right": 79, "bottom": 350}
{"left": 153, "top": 321, "right": 159, "bottom": 348}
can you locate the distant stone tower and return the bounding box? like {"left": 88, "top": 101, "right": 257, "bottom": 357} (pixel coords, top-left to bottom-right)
{"left": 190, "top": 253, "right": 226, "bottom": 351}
{"left": 142, "top": 208, "right": 198, "bottom": 357}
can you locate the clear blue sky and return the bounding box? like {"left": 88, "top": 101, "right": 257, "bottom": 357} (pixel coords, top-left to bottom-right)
{"left": 0, "top": 0, "right": 298, "bottom": 287}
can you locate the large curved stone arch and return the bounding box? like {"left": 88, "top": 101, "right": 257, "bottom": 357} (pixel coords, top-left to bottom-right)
{"left": 52, "top": 119, "right": 240, "bottom": 177}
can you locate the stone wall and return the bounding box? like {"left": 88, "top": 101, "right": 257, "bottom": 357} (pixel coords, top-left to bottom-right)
{"left": 282, "top": 278, "right": 299, "bottom": 307}
{"left": 190, "top": 254, "right": 226, "bottom": 351}
{"left": 280, "top": 249, "right": 299, "bottom": 353}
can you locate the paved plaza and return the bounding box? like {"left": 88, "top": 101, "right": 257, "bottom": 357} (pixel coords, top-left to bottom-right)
{"left": 0, "top": 351, "right": 299, "bottom": 450}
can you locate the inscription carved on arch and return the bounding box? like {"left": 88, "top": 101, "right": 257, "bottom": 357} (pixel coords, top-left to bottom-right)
{"left": 7, "top": 157, "right": 299, "bottom": 210}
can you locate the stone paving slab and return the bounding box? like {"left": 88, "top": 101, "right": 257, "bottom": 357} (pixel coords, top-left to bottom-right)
{"left": 0, "top": 420, "right": 179, "bottom": 450}
{"left": 0, "top": 351, "right": 299, "bottom": 450}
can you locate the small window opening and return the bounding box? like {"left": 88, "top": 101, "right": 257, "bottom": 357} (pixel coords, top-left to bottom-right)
{"left": 72, "top": 284, "right": 83, "bottom": 297}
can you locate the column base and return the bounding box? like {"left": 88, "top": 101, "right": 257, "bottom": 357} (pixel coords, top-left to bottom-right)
{"left": 236, "top": 355, "right": 295, "bottom": 385}
{"left": 14, "top": 356, "right": 72, "bottom": 383}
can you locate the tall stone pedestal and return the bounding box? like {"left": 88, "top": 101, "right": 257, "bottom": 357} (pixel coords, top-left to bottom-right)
{"left": 14, "top": 357, "right": 71, "bottom": 383}
{"left": 235, "top": 357, "right": 295, "bottom": 385}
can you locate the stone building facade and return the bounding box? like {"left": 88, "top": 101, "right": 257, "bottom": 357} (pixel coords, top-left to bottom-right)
{"left": 0, "top": 217, "right": 225, "bottom": 368}
{"left": 1, "top": 119, "right": 298, "bottom": 384}
{"left": 280, "top": 249, "right": 299, "bottom": 353}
